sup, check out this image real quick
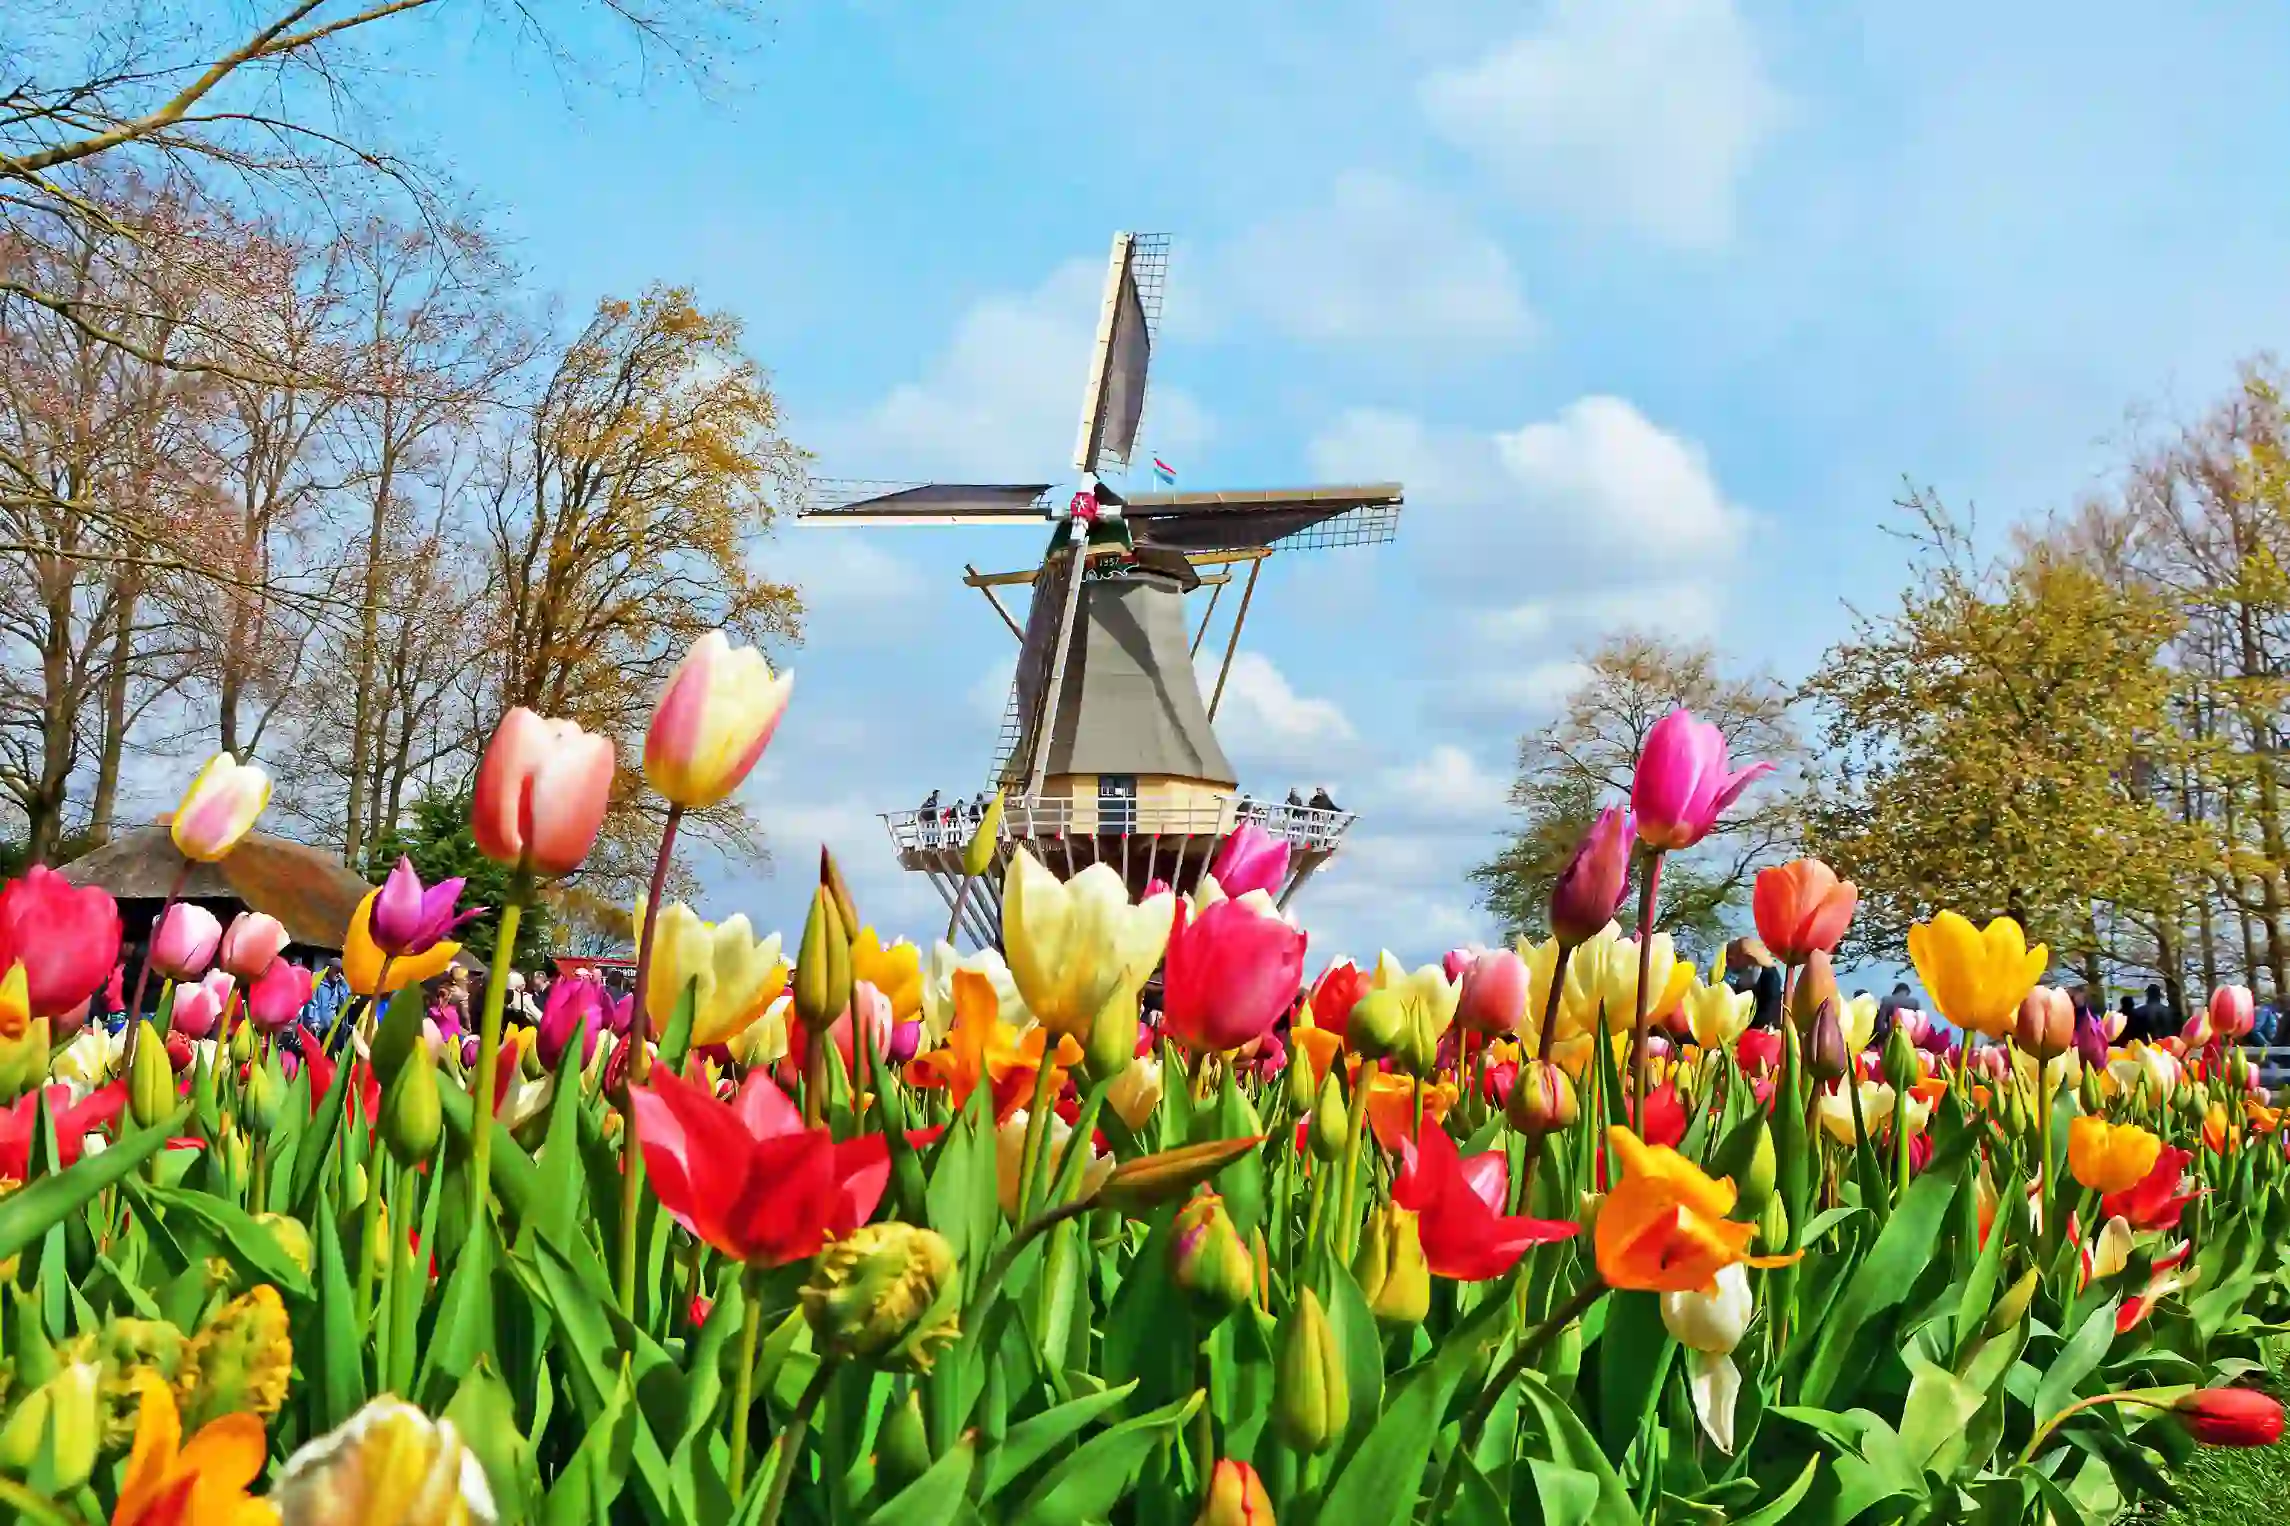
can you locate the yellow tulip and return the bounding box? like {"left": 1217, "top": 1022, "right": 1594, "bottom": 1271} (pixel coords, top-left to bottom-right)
{"left": 1815, "top": 1081, "right": 1929, "bottom": 1146}
{"left": 850, "top": 928, "right": 924, "bottom": 1023}
{"left": 343, "top": 892, "right": 458, "bottom": 997}
{"left": 272, "top": 1395, "right": 492, "bottom": 1525}
{"left": 1001, "top": 851, "right": 1173, "bottom": 1043}
{"left": 2067, "top": 1116, "right": 2161, "bottom": 1194}
{"left": 170, "top": 752, "right": 270, "bottom": 862}
{"left": 1906, "top": 911, "right": 2047, "bottom": 1039}
{"left": 641, "top": 630, "right": 793, "bottom": 810}
{"left": 1683, "top": 975, "right": 1754, "bottom": 1051}
{"left": 639, "top": 901, "right": 787, "bottom": 1047}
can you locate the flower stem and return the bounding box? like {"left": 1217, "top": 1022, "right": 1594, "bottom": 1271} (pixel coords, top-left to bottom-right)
{"left": 618, "top": 804, "right": 683, "bottom": 1316}
{"left": 2018, "top": 1391, "right": 2169, "bottom": 1466}
{"left": 123, "top": 855, "right": 193, "bottom": 1067}
{"left": 1014, "top": 1055, "right": 1058, "bottom": 1224}
{"left": 1335, "top": 1060, "right": 1376, "bottom": 1262}
{"left": 469, "top": 893, "right": 525, "bottom": 1230}
{"left": 1628, "top": 850, "right": 1666, "bottom": 1135}
{"left": 757, "top": 1361, "right": 834, "bottom": 1526}
{"left": 728, "top": 1273, "right": 765, "bottom": 1496}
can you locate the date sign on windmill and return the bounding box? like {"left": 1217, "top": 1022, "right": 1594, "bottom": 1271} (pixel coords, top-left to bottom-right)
{"left": 799, "top": 232, "right": 1405, "bottom": 949}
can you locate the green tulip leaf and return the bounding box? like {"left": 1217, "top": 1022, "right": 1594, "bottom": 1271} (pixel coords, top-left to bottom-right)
{"left": 1008, "top": 1388, "right": 1203, "bottom": 1526}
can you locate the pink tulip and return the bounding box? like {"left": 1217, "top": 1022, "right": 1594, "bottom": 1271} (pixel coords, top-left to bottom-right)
{"left": 371, "top": 857, "right": 483, "bottom": 958}
{"left": 1141, "top": 877, "right": 1172, "bottom": 902}
{"left": 1630, "top": 709, "right": 1774, "bottom": 852}
{"left": 170, "top": 970, "right": 233, "bottom": 1040}
{"left": 1443, "top": 946, "right": 1481, "bottom": 985}
{"left": 642, "top": 630, "right": 793, "bottom": 811}
{"left": 1550, "top": 806, "right": 1634, "bottom": 946}
{"left": 246, "top": 959, "right": 313, "bottom": 1033}
{"left": 1162, "top": 896, "right": 1308, "bottom": 1055}
{"left": 1209, "top": 824, "right": 1290, "bottom": 901}
{"left": 2180, "top": 1011, "right": 2213, "bottom": 1047}
{"left": 150, "top": 903, "right": 222, "bottom": 981}
{"left": 539, "top": 974, "right": 609, "bottom": 1070}
{"left": 785, "top": 980, "right": 893, "bottom": 1085}
{"left": 2210, "top": 985, "right": 2256, "bottom": 1041}
{"left": 218, "top": 911, "right": 288, "bottom": 982}
{"left": 472, "top": 707, "right": 617, "bottom": 877}
{"left": 1455, "top": 947, "right": 1528, "bottom": 1035}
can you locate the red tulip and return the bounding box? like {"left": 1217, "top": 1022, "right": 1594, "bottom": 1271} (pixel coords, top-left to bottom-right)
{"left": 0, "top": 868, "right": 121, "bottom": 1019}
{"left": 0, "top": 1083, "right": 123, "bottom": 1178}
{"left": 1751, "top": 859, "right": 1857, "bottom": 963}
{"left": 163, "top": 1032, "right": 194, "bottom": 1073}
{"left": 1392, "top": 1123, "right": 1577, "bottom": 1281}
{"left": 1626, "top": 1079, "right": 1689, "bottom": 1148}
{"left": 2175, "top": 1387, "right": 2285, "bottom": 1447}
{"left": 1162, "top": 896, "right": 1306, "bottom": 1056}
{"left": 1736, "top": 1029, "right": 1783, "bottom": 1072}
{"left": 2100, "top": 1145, "right": 2200, "bottom": 1233}
{"left": 471, "top": 707, "right": 616, "bottom": 877}
{"left": 1306, "top": 958, "right": 1370, "bottom": 1038}
{"left": 217, "top": 911, "right": 288, "bottom": 981}
{"left": 629, "top": 1066, "right": 888, "bottom": 1266}
{"left": 246, "top": 959, "right": 314, "bottom": 1034}
{"left": 303, "top": 1050, "right": 380, "bottom": 1122}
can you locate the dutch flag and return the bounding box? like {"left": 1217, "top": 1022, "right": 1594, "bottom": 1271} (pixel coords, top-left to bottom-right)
{"left": 1152, "top": 457, "right": 1176, "bottom": 487}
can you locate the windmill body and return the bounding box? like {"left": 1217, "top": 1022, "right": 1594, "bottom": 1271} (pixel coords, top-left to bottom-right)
{"left": 799, "top": 233, "right": 1404, "bottom": 948}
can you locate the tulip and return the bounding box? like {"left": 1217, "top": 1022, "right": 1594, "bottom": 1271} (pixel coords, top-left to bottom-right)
{"left": 168, "top": 970, "right": 233, "bottom": 1040}
{"left": 0, "top": 867, "right": 121, "bottom": 1018}
{"left": 1788, "top": 949, "right": 1839, "bottom": 1034}
{"left": 1209, "top": 822, "right": 1290, "bottom": 902}
{"left": 113, "top": 1377, "right": 271, "bottom": 1526}
{"left": 1597, "top": 1127, "right": 1794, "bottom": 1293}
{"left": 1455, "top": 947, "right": 1528, "bottom": 1035}
{"left": 0, "top": 966, "right": 46, "bottom": 1103}
{"left": 2174, "top": 1387, "right": 2286, "bottom": 1447}
{"left": 1198, "top": 1460, "right": 1274, "bottom": 1526}
{"left": 1906, "top": 911, "right": 2047, "bottom": 1040}
{"left": 1163, "top": 894, "right": 1308, "bottom": 1055}
{"left": 1306, "top": 958, "right": 1370, "bottom": 1038}
{"left": 127, "top": 1021, "right": 173, "bottom": 1127}
{"left": 1684, "top": 976, "right": 1754, "bottom": 1052}
{"left": 1171, "top": 1192, "right": 1256, "bottom": 1317}
{"left": 919, "top": 941, "right": 1030, "bottom": 1043}
{"left": 1752, "top": 858, "right": 1857, "bottom": 963}
{"left": 905, "top": 970, "right": 1079, "bottom": 1122}
{"left": 1550, "top": 806, "right": 1634, "bottom": 946}
{"left": 642, "top": 629, "right": 794, "bottom": 810}
{"left": 273, "top": 1396, "right": 495, "bottom": 1523}
{"left": 1392, "top": 1123, "right": 1576, "bottom": 1280}
{"left": 628, "top": 1066, "right": 888, "bottom": 1266}
{"left": 216, "top": 911, "right": 288, "bottom": 982}
{"left": 2074, "top": 1013, "right": 2109, "bottom": 1073}
{"left": 1817, "top": 1081, "right": 1929, "bottom": 1146}
{"left": 639, "top": 902, "right": 788, "bottom": 1050}
{"left": 1107, "top": 1053, "right": 1164, "bottom": 1130}
{"left": 2067, "top": 1116, "right": 2162, "bottom": 1194}
{"left": 370, "top": 857, "right": 482, "bottom": 959}
{"left": 1805, "top": 1000, "right": 1848, "bottom": 1084}
{"left": 787, "top": 979, "right": 895, "bottom": 1088}
{"left": 992, "top": 1106, "right": 1111, "bottom": 1218}
{"left": 1363, "top": 1073, "right": 1459, "bottom": 1152}
{"left": 799, "top": 1222, "right": 960, "bottom": 1371}
{"left": 0, "top": 1083, "right": 124, "bottom": 1179}
{"left": 1661, "top": 1260, "right": 1754, "bottom": 1452}
{"left": 1353, "top": 1200, "right": 1431, "bottom": 1327}
{"left": 2016, "top": 986, "right": 2075, "bottom": 1060}
{"left": 1576, "top": 926, "right": 1694, "bottom": 1034}
{"left": 2209, "top": 984, "right": 2256, "bottom": 1041}
{"left": 245, "top": 958, "right": 313, "bottom": 1035}
{"left": 150, "top": 902, "right": 222, "bottom": 982}
{"left": 470, "top": 707, "right": 616, "bottom": 876}
{"left": 342, "top": 889, "right": 460, "bottom": 997}
{"left": 849, "top": 929, "right": 924, "bottom": 1024}
{"left": 1506, "top": 1058, "right": 1578, "bottom": 1138}
{"left": 1271, "top": 1286, "right": 1347, "bottom": 1453}
{"left": 1630, "top": 710, "right": 1774, "bottom": 852}
{"left": 170, "top": 752, "right": 270, "bottom": 861}
{"left": 381, "top": 1042, "right": 443, "bottom": 1166}
{"left": 538, "top": 975, "right": 609, "bottom": 1070}
{"left": 1628, "top": 1077, "right": 1691, "bottom": 1147}
{"left": 884, "top": 1019, "right": 923, "bottom": 1068}
{"left": 2100, "top": 1145, "right": 2199, "bottom": 1232}
{"left": 0, "top": 1361, "right": 99, "bottom": 1492}
{"left": 1002, "top": 852, "right": 1174, "bottom": 1043}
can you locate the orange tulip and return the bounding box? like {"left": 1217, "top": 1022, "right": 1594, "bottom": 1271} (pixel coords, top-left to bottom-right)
{"left": 112, "top": 1374, "right": 275, "bottom": 1526}
{"left": 2202, "top": 1103, "right": 2232, "bottom": 1155}
{"left": 2067, "top": 1116, "right": 2162, "bottom": 1194}
{"left": 1751, "top": 858, "right": 1858, "bottom": 964}
{"left": 1595, "top": 1126, "right": 1795, "bottom": 1293}
{"left": 904, "top": 969, "right": 1078, "bottom": 1121}
{"left": 1364, "top": 1073, "right": 1457, "bottom": 1151}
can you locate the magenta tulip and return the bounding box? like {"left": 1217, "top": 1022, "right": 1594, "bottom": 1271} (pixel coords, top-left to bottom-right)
{"left": 370, "top": 857, "right": 483, "bottom": 958}
{"left": 150, "top": 903, "right": 223, "bottom": 981}
{"left": 1209, "top": 823, "right": 1290, "bottom": 901}
{"left": 1443, "top": 947, "right": 1480, "bottom": 985}
{"left": 218, "top": 911, "right": 289, "bottom": 982}
{"left": 1630, "top": 709, "right": 1774, "bottom": 852}
{"left": 2209, "top": 984, "right": 2256, "bottom": 1041}
{"left": 1456, "top": 947, "right": 1529, "bottom": 1035}
{"left": 538, "top": 974, "right": 609, "bottom": 1070}
{"left": 1162, "top": 895, "right": 1308, "bottom": 1055}
{"left": 246, "top": 959, "right": 313, "bottom": 1033}
{"left": 170, "top": 970, "right": 233, "bottom": 1040}
{"left": 1550, "top": 806, "right": 1634, "bottom": 946}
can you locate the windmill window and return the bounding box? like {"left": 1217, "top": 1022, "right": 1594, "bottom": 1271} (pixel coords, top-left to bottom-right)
{"left": 1099, "top": 775, "right": 1138, "bottom": 833}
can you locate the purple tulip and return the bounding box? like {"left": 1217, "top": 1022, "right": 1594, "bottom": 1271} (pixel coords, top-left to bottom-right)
{"left": 1209, "top": 823, "right": 1290, "bottom": 900}
{"left": 2075, "top": 1013, "right": 2109, "bottom": 1072}
{"left": 1550, "top": 806, "right": 1635, "bottom": 947}
{"left": 539, "top": 974, "right": 608, "bottom": 1070}
{"left": 885, "top": 1019, "right": 923, "bottom": 1067}
{"left": 370, "top": 856, "right": 484, "bottom": 957}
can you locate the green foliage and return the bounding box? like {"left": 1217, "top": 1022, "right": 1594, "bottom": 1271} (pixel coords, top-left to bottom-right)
{"left": 368, "top": 786, "right": 553, "bottom": 967}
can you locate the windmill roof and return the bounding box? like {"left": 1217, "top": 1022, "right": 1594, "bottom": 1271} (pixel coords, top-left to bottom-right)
{"left": 59, "top": 823, "right": 375, "bottom": 949}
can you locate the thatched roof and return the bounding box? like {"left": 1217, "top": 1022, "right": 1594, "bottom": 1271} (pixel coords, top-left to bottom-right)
{"left": 59, "top": 824, "right": 375, "bottom": 950}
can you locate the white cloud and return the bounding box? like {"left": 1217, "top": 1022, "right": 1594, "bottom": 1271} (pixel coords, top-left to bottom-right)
{"left": 1386, "top": 744, "right": 1511, "bottom": 822}
{"left": 1419, "top": 0, "right": 1783, "bottom": 247}
{"left": 1496, "top": 396, "right": 1746, "bottom": 562}
{"left": 1215, "top": 171, "right": 1534, "bottom": 346}
{"left": 1200, "top": 651, "right": 1357, "bottom": 771}
{"left": 826, "top": 259, "right": 1211, "bottom": 480}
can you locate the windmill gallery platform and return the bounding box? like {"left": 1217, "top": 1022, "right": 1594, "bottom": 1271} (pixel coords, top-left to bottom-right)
{"left": 800, "top": 233, "right": 1404, "bottom": 950}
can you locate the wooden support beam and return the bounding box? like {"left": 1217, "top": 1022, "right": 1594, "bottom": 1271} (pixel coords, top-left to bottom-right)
{"left": 964, "top": 545, "right": 1271, "bottom": 588}
{"left": 964, "top": 564, "right": 1025, "bottom": 640}
{"left": 1207, "top": 556, "right": 1264, "bottom": 723}
{"left": 1190, "top": 579, "right": 1226, "bottom": 657}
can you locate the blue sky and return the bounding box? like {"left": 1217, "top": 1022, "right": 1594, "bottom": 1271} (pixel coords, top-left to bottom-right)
{"left": 405, "top": 0, "right": 2290, "bottom": 967}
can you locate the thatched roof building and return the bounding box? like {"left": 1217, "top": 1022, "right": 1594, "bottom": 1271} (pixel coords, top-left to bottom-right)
{"left": 59, "top": 824, "right": 375, "bottom": 951}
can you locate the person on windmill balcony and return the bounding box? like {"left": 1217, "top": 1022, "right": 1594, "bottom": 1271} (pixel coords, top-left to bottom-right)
{"left": 918, "top": 788, "right": 942, "bottom": 847}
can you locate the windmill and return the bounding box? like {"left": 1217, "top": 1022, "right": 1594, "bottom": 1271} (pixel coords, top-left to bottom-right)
{"left": 800, "top": 232, "right": 1404, "bottom": 949}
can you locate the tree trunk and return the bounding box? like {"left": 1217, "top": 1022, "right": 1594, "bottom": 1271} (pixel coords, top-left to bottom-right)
{"left": 88, "top": 569, "right": 141, "bottom": 842}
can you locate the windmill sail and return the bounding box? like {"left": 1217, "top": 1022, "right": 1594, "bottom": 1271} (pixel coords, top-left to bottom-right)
{"left": 1074, "top": 234, "right": 1167, "bottom": 476}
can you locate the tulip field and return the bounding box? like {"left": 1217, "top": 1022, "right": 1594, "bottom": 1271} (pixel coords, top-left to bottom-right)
{"left": 0, "top": 644, "right": 2283, "bottom": 1526}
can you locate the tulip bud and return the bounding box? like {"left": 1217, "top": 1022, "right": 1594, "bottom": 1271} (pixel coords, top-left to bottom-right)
{"left": 876, "top": 1387, "right": 933, "bottom": 1496}
{"left": 1983, "top": 1267, "right": 2039, "bottom": 1337}
{"left": 0, "top": 1361, "right": 99, "bottom": 1491}
{"left": 1308, "top": 1071, "right": 1349, "bottom": 1162}
{"left": 962, "top": 792, "right": 1006, "bottom": 879}
{"left": 1345, "top": 989, "right": 1406, "bottom": 1066}
{"left": 821, "top": 847, "right": 861, "bottom": 947}
{"left": 793, "top": 887, "right": 853, "bottom": 1035}
{"left": 228, "top": 1018, "right": 256, "bottom": 1066}
{"left": 1271, "top": 1286, "right": 1348, "bottom": 1454}
{"left": 2074, "top": 1014, "right": 2109, "bottom": 1073}
{"left": 1197, "top": 1460, "right": 1275, "bottom": 1526}
{"left": 241, "top": 1052, "right": 286, "bottom": 1138}
{"left": 1659, "top": 1261, "right": 1751, "bottom": 1355}
{"left": 2015, "top": 986, "right": 2074, "bottom": 1060}
{"left": 1285, "top": 1042, "right": 1317, "bottom": 1113}
{"left": 128, "top": 1021, "right": 173, "bottom": 1129}
{"left": 1806, "top": 1000, "right": 1848, "bottom": 1084}
{"left": 1352, "top": 1201, "right": 1430, "bottom": 1328}
{"left": 255, "top": 1214, "right": 313, "bottom": 1277}
{"left": 2079, "top": 1066, "right": 2104, "bottom": 1115}
{"left": 2174, "top": 1386, "right": 2286, "bottom": 1447}
{"left": 1549, "top": 806, "right": 1633, "bottom": 948}
{"left": 1504, "top": 1059, "right": 1577, "bottom": 1139}
{"left": 1081, "top": 979, "right": 1139, "bottom": 1083}
{"left": 1171, "top": 1193, "right": 1255, "bottom": 1319}
{"left": 1711, "top": 1112, "right": 1776, "bottom": 1218}
{"left": 381, "top": 1044, "right": 442, "bottom": 1167}
{"left": 1754, "top": 1193, "right": 1788, "bottom": 1256}
{"left": 800, "top": 1223, "right": 961, "bottom": 1372}
{"left": 1790, "top": 951, "right": 1839, "bottom": 1033}
{"left": 1881, "top": 1021, "right": 1919, "bottom": 1093}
